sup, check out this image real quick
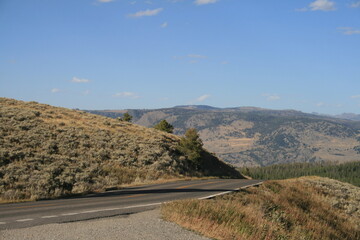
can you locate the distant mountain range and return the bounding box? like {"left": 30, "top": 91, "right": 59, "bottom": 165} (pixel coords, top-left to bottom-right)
{"left": 333, "top": 113, "right": 360, "bottom": 121}
{"left": 87, "top": 106, "right": 360, "bottom": 167}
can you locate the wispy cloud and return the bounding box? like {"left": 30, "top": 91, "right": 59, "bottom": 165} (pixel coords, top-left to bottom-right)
{"left": 113, "top": 92, "right": 140, "bottom": 99}
{"left": 316, "top": 102, "right": 325, "bottom": 107}
{"left": 194, "top": 0, "right": 219, "bottom": 6}
{"left": 161, "top": 22, "right": 168, "bottom": 28}
{"left": 97, "top": 0, "right": 115, "bottom": 3}
{"left": 196, "top": 94, "right": 211, "bottom": 102}
{"left": 188, "top": 54, "right": 207, "bottom": 59}
{"left": 298, "top": 0, "right": 336, "bottom": 12}
{"left": 263, "top": 94, "right": 280, "bottom": 101}
{"left": 72, "top": 77, "right": 90, "bottom": 83}
{"left": 350, "top": 1, "right": 360, "bottom": 8}
{"left": 83, "top": 90, "right": 91, "bottom": 95}
{"left": 338, "top": 27, "right": 360, "bottom": 35}
{"left": 309, "top": 0, "right": 336, "bottom": 11}
{"left": 351, "top": 95, "right": 360, "bottom": 99}
{"left": 51, "top": 88, "right": 61, "bottom": 93}
{"left": 128, "top": 8, "right": 163, "bottom": 18}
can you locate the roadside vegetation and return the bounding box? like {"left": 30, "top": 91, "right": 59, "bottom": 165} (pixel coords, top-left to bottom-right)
{"left": 239, "top": 161, "right": 360, "bottom": 187}
{"left": 162, "top": 176, "right": 360, "bottom": 240}
{"left": 0, "top": 98, "right": 241, "bottom": 202}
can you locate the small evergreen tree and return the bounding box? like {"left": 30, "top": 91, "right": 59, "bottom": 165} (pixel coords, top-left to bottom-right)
{"left": 178, "top": 128, "right": 203, "bottom": 166}
{"left": 122, "top": 112, "right": 132, "bottom": 122}
{"left": 154, "top": 120, "right": 174, "bottom": 133}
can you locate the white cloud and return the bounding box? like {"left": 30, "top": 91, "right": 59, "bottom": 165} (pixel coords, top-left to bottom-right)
{"left": 350, "top": 1, "right": 360, "bottom": 8}
{"left": 128, "top": 8, "right": 163, "bottom": 18}
{"left": 51, "top": 88, "right": 61, "bottom": 93}
{"left": 351, "top": 95, "right": 360, "bottom": 99}
{"left": 316, "top": 102, "right": 325, "bottom": 107}
{"left": 98, "top": 0, "right": 114, "bottom": 2}
{"left": 196, "top": 94, "right": 211, "bottom": 102}
{"left": 338, "top": 27, "right": 360, "bottom": 35}
{"left": 263, "top": 94, "right": 280, "bottom": 101}
{"left": 113, "top": 92, "right": 140, "bottom": 99}
{"left": 188, "top": 54, "right": 207, "bottom": 59}
{"left": 72, "top": 77, "right": 90, "bottom": 83}
{"left": 309, "top": 0, "right": 336, "bottom": 11}
{"left": 194, "top": 0, "right": 219, "bottom": 6}
{"left": 161, "top": 22, "right": 168, "bottom": 28}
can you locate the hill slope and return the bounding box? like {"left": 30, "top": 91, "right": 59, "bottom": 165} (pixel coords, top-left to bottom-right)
{"left": 162, "top": 177, "right": 360, "bottom": 240}
{"left": 88, "top": 107, "right": 360, "bottom": 167}
{"left": 0, "top": 98, "right": 241, "bottom": 201}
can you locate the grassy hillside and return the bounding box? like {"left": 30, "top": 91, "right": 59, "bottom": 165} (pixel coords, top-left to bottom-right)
{"left": 87, "top": 107, "right": 360, "bottom": 167}
{"left": 240, "top": 161, "right": 360, "bottom": 187}
{"left": 162, "top": 177, "right": 360, "bottom": 240}
{"left": 0, "top": 98, "right": 241, "bottom": 202}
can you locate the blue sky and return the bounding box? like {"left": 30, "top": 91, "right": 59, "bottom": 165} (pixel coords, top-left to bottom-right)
{"left": 0, "top": 0, "right": 359, "bottom": 114}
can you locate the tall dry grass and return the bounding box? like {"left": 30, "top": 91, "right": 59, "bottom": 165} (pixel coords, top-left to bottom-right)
{"left": 162, "top": 177, "right": 360, "bottom": 240}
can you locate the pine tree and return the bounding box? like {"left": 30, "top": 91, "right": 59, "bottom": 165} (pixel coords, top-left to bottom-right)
{"left": 122, "top": 112, "right": 132, "bottom": 122}
{"left": 177, "top": 128, "right": 203, "bottom": 166}
{"left": 154, "top": 120, "right": 174, "bottom": 133}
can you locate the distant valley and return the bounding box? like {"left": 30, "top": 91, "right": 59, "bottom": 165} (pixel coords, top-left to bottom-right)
{"left": 88, "top": 106, "right": 360, "bottom": 167}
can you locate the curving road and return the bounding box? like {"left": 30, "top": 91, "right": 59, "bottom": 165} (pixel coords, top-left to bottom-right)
{"left": 0, "top": 179, "right": 262, "bottom": 230}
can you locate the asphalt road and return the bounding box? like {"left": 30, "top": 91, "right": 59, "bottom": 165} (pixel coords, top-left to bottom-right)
{"left": 0, "top": 179, "right": 262, "bottom": 230}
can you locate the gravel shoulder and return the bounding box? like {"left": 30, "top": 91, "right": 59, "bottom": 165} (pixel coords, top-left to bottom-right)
{"left": 0, "top": 208, "right": 210, "bottom": 240}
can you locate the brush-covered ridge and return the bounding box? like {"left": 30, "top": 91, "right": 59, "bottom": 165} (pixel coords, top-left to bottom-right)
{"left": 0, "top": 98, "right": 240, "bottom": 201}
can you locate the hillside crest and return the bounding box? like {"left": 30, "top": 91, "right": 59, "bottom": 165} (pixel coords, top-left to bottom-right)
{"left": 0, "top": 98, "right": 241, "bottom": 201}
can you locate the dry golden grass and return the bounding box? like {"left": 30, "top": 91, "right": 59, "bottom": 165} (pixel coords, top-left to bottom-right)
{"left": 162, "top": 177, "right": 360, "bottom": 240}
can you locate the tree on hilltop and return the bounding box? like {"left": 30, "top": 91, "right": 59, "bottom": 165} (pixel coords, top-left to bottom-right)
{"left": 123, "top": 112, "right": 133, "bottom": 122}
{"left": 154, "top": 120, "right": 174, "bottom": 133}
{"left": 177, "top": 128, "right": 203, "bottom": 166}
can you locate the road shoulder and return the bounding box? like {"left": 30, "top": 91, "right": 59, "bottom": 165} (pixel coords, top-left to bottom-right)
{"left": 0, "top": 208, "right": 210, "bottom": 240}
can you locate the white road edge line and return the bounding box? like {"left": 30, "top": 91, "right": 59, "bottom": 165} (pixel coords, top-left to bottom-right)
{"left": 79, "top": 202, "right": 163, "bottom": 214}
{"left": 122, "top": 202, "right": 163, "bottom": 209}
{"left": 81, "top": 210, "right": 102, "bottom": 214}
{"left": 41, "top": 216, "right": 58, "bottom": 219}
{"left": 102, "top": 208, "right": 121, "bottom": 211}
{"left": 61, "top": 213, "right": 79, "bottom": 216}
{"left": 198, "top": 182, "right": 263, "bottom": 200}
{"left": 16, "top": 219, "right": 34, "bottom": 222}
